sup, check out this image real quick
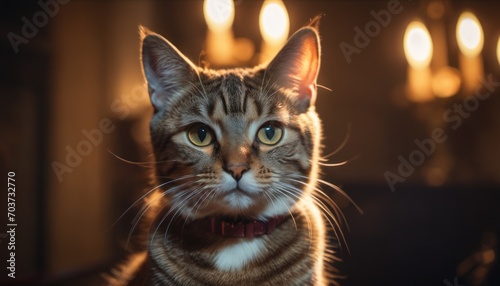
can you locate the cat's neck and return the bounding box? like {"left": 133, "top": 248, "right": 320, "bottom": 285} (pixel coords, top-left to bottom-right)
{"left": 179, "top": 215, "right": 290, "bottom": 238}
{"left": 150, "top": 213, "right": 292, "bottom": 240}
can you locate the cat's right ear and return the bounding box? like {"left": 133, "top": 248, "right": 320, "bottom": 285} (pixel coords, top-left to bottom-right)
{"left": 140, "top": 26, "right": 198, "bottom": 111}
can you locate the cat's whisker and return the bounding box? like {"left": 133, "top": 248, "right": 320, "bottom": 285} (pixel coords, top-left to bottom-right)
{"left": 317, "top": 84, "right": 332, "bottom": 92}
{"left": 184, "top": 184, "right": 216, "bottom": 223}
{"left": 113, "top": 175, "right": 196, "bottom": 229}
{"left": 108, "top": 149, "right": 152, "bottom": 167}
{"left": 283, "top": 177, "right": 352, "bottom": 246}
{"left": 186, "top": 174, "right": 224, "bottom": 220}
{"left": 274, "top": 175, "right": 350, "bottom": 253}
{"left": 162, "top": 188, "right": 207, "bottom": 244}
{"left": 313, "top": 191, "right": 349, "bottom": 232}
{"left": 201, "top": 185, "right": 219, "bottom": 210}
{"left": 275, "top": 178, "right": 345, "bottom": 236}
{"left": 156, "top": 179, "right": 213, "bottom": 242}
{"left": 284, "top": 177, "right": 349, "bottom": 229}
{"left": 260, "top": 70, "right": 280, "bottom": 101}
{"left": 318, "top": 160, "right": 349, "bottom": 167}
{"left": 188, "top": 189, "right": 214, "bottom": 221}
{"left": 149, "top": 189, "right": 198, "bottom": 247}
{"left": 131, "top": 179, "right": 196, "bottom": 226}
{"left": 277, "top": 181, "right": 349, "bottom": 254}
{"left": 160, "top": 190, "right": 197, "bottom": 232}
{"left": 177, "top": 186, "right": 209, "bottom": 240}
{"left": 126, "top": 180, "right": 196, "bottom": 246}
{"left": 125, "top": 181, "right": 196, "bottom": 249}
{"left": 321, "top": 124, "right": 351, "bottom": 160}
{"left": 259, "top": 67, "right": 269, "bottom": 96}
{"left": 290, "top": 174, "right": 362, "bottom": 214}
{"left": 193, "top": 68, "right": 210, "bottom": 101}
{"left": 262, "top": 187, "right": 299, "bottom": 231}
{"left": 273, "top": 184, "right": 318, "bottom": 247}
{"left": 316, "top": 178, "right": 362, "bottom": 214}
{"left": 263, "top": 82, "right": 283, "bottom": 99}
{"left": 318, "top": 154, "right": 361, "bottom": 167}
{"left": 262, "top": 191, "right": 279, "bottom": 216}
{"left": 269, "top": 185, "right": 306, "bottom": 234}
{"left": 107, "top": 149, "right": 179, "bottom": 167}
{"left": 188, "top": 81, "right": 211, "bottom": 105}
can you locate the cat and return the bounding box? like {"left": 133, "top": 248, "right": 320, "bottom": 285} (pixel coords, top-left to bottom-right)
{"left": 108, "top": 22, "right": 347, "bottom": 286}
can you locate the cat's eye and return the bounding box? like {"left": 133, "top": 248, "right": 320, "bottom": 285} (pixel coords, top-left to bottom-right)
{"left": 257, "top": 123, "right": 283, "bottom": 145}
{"left": 187, "top": 124, "right": 214, "bottom": 147}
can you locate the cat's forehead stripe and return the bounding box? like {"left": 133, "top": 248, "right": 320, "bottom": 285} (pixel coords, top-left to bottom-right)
{"left": 202, "top": 72, "right": 260, "bottom": 117}
{"left": 219, "top": 91, "right": 229, "bottom": 115}
{"left": 220, "top": 73, "right": 246, "bottom": 115}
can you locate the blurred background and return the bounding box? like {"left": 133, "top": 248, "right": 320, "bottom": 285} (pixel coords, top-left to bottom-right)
{"left": 1, "top": 0, "right": 499, "bottom": 285}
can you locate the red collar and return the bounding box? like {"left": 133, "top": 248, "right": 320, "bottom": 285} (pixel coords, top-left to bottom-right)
{"left": 190, "top": 215, "right": 290, "bottom": 238}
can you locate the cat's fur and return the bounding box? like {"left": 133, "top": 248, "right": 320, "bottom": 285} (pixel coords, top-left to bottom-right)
{"left": 109, "top": 23, "right": 342, "bottom": 286}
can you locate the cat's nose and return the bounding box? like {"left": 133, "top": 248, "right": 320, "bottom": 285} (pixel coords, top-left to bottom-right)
{"left": 224, "top": 163, "right": 250, "bottom": 181}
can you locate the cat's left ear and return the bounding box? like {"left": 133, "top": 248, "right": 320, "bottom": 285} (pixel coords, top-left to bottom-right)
{"left": 266, "top": 27, "right": 321, "bottom": 112}
{"left": 140, "top": 26, "right": 199, "bottom": 111}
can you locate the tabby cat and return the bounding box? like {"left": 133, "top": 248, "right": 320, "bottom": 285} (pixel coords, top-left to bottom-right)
{"left": 109, "top": 23, "right": 345, "bottom": 286}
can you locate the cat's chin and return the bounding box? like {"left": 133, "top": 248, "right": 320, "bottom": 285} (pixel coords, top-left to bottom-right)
{"left": 177, "top": 194, "right": 295, "bottom": 221}
{"left": 222, "top": 190, "right": 256, "bottom": 210}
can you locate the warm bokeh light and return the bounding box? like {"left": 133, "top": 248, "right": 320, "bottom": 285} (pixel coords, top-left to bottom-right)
{"left": 432, "top": 67, "right": 461, "bottom": 98}
{"left": 427, "top": 1, "right": 445, "bottom": 19}
{"left": 404, "top": 21, "right": 433, "bottom": 69}
{"left": 497, "top": 36, "right": 500, "bottom": 66}
{"left": 204, "top": 0, "right": 234, "bottom": 31}
{"left": 456, "top": 12, "right": 484, "bottom": 57}
{"left": 482, "top": 249, "right": 495, "bottom": 264}
{"left": 259, "top": 0, "right": 289, "bottom": 45}
{"left": 233, "top": 38, "right": 255, "bottom": 62}
{"left": 406, "top": 67, "right": 433, "bottom": 102}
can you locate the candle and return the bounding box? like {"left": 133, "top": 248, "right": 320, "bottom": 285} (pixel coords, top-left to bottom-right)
{"left": 259, "top": 0, "right": 289, "bottom": 64}
{"left": 204, "top": 0, "right": 235, "bottom": 66}
{"left": 426, "top": 1, "right": 461, "bottom": 98}
{"left": 456, "top": 11, "right": 484, "bottom": 95}
{"left": 404, "top": 21, "right": 434, "bottom": 102}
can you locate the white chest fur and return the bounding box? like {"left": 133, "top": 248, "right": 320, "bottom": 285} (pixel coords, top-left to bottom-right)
{"left": 213, "top": 238, "right": 265, "bottom": 271}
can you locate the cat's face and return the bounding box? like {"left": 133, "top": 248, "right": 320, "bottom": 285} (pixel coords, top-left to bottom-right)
{"left": 141, "top": 27, "right": 321, "bottom": 219}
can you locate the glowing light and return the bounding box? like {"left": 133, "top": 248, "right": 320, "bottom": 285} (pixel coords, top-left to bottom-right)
{"left": 432, "top": 67, "right": 461, "bottom": 98}
{"left": 259, "top": 0, "right": 289, "bottom": 45}
{"left": 204, "top": 0, "right": 234, "bottom": 31}
{"left": 482, "top": 249, "right": 495, "bottom": 264}
{"left": 456, "top": 12, "right": 484, "bottom": 57}
{"left": 497, "top": 36, "right": 500, "bottom": 66}
{"left": 404, "top": 21, "right": 433, "bottom": 69}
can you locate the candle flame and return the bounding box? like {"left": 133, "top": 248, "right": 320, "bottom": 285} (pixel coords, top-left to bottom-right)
{"left": 204, "top": 0, "right": 234, "bottom": 31}
{"left": 259, "top": 0, "right": 289, "bottom": 45}
{"left": 456, "top": 12, "right": 483, "bottom": 57}
{"left": 404, "top": 21, "right": 433, "bottom": 69}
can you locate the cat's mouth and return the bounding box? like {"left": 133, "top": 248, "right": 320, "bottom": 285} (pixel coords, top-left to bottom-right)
{"left": 216, "top": 187, "right": 261, "bottom": 211}
{"left": 226, "top": 187, "right": 257, "bottom": 198}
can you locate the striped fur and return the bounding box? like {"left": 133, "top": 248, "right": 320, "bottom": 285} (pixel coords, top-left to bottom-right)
{"left": 109, "top": 25, "right": 342, "bottom": 285}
